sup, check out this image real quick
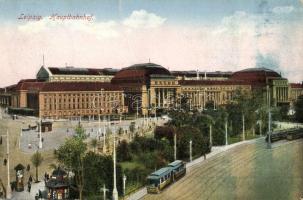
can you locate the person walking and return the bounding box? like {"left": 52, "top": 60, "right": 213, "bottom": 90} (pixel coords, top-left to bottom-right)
{"left": 27, "top": 181, "right": 31, "bottom": 193}
{"left": 29, "top": 175, "right": 33, "bottom": 183}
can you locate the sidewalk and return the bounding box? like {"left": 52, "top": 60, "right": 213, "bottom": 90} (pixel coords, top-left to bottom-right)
{"left": 11, "top": 180, "right": 45, "bottom": 200}
{"left": 126, "top": 137, "right": 262, "bottom": 200}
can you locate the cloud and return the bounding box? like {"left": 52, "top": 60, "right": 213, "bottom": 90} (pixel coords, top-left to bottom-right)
{"left": 272, "top": 6, "right": 295, "bottom": 14}
{"left": 0, "top": 9, "right": 302, "bottom": 87}
{"left": 123, "top": 9, "right": 166, "bottom": 28}
{"left": 18, "top": 15, "right": 120, "bottom": 39}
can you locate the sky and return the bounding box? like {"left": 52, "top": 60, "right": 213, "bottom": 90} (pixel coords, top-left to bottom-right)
{"left": 0, "top": 0, "right": 303, "bottom": 86}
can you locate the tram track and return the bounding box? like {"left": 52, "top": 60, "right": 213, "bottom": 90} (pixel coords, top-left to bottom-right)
{"left": 143, "top": 139, "right": 303, "bottom": 200}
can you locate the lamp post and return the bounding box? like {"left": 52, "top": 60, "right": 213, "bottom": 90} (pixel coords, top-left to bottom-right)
{"left": 123, "top": 174, "right": 127, "bottom": 198}
{"left": 209, "top": 124, "right": 212, "bottom": 147}
{"left": 38, "top": 119, "right": 43, "bottom": 149}
{"left": 259, "top": 120, "right": 262, "bottom": 136}
{"left": 225, "top": 120, "right": 228, "bottom": 146}
{"left": 174, "top": 133, "right": 177, "bottom": 160}
{"left": 19, "top": 128, "right": 22, "bottom": 150}
{"left": 98, "top": 114, "right": 101, "bottom": 138}
{"left": 267, "top": 85, "right": 272, "bottom": 149}
{"left": 100, "top": 184, "right": 108, "bottom": 200}
{"left": 242, "top": 113, "right": 245, "bottom": 141}
{"left": 103, "top": 116, "right": 107, "bottom": 153}
{"left": 112, "top": 131, "right": 118, "bottom": 200}
{"left": 189, "top": 140, "right": 192, "bottom": 162}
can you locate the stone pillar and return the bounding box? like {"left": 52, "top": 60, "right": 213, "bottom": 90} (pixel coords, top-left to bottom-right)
{"left": 19, "top": 90, "right": 27, "bottom": 108}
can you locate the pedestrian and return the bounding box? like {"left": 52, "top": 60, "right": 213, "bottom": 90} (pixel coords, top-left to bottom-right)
{"left": 44, "top": 172, "right": 47, "bottom": 183}
{"left": 27, "top": 164, "right": 30, "bottom": 172}
{"left": 29, "top": 175, "right": 33, "bottom": 183}
{"left": 42, "top": 137, "right": 44, "bottom": 143}
{"left": 3, "top": 158, "right": 7, "bottom": 166}
{"left": 27, "top": 181, "right": 31, "bottom": 193}
{"left": 39, "top": 189, "right": 42, "bottom": 198}
{"left": 0, "top": 136, "right": 2, "bottom": 145}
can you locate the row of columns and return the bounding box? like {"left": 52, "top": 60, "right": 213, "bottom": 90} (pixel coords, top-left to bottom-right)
{"left": 276, "top": 87, "right": 289, "bottom": 102}
{"left": 185, "top": 90, "right": 230, "bottom": 109}
{"left": 0, "top": 97, "right": 10, "bottom": 105}
{"left": 155, "top": 88, "right": 175, "bottom": 108}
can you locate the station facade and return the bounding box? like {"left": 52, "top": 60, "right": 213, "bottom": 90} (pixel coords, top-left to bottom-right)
{"left": 0, "top": 63, "right": 302, "bottom": 118}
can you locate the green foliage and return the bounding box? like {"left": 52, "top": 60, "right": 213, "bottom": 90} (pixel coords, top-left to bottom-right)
{"left": 55, "top": 137, "right": 87, "bottom": 199}
{"left": 154, "top": 126, "right": 175, "bottom": 144}
{"left": 56, "top": 137, "right": 87, "bottom": 170}
{"left": 74, "top": 124, "right": 87, "bottom": 140}
{"left": 294, "top": 95, "right": 303, "bottom": 122}
{"left": 82, "top": 152, "right": 123, "bottom": 198}
{"left": 279, "top": 104, "right": 290, "bottom": 121}
{"left": 117, "top": 140, "right": 132, "bottom": 162}
{"left": 129, "top": 122, "right": 135, "bottom": 133}
{"left": 118, "top": 127, "right": 124, "bottom": 135}
{"left": 176, "top": 126, "right": 209, "bottom": 160}
{"left": 31, "top": 151, "right": 43, "bottom": 182}
{"left": 225, "top": 89, "right": 267, "bottom": 136}
{"left": 90, "top": 138, "right": 98, "bottom": 152}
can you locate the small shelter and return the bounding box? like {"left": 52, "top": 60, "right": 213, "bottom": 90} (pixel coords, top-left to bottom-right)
{"left": 40, "top": 121, "right": 53, "bottom": 132}
{"left": 45, "top": 168, "right": 70, "bottom": 200}
{"left": 14, "top": 163, "right": 25, "bottom": 192}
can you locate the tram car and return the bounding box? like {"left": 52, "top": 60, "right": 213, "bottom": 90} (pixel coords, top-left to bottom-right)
{"left": 147, "top": 160, "right": 186, "bottom": 194}
{"left": 286, "top": 128, "right": 303, "bottom": 140}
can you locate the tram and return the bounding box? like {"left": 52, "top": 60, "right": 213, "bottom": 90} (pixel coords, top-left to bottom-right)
{"left": 147, "top": 160, "right": 186, "bottom": 194}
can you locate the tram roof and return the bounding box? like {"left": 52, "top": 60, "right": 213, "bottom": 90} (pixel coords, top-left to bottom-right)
{"left": 149, "top": 167, "right": 172, "bottom": 178}
{"left": 168, "top": 160, "right": 183, "bottom": 167}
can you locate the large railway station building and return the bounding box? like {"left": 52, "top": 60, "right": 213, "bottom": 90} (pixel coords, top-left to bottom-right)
{"left": 0, "top": 63, "right": 302, "bottom": 119}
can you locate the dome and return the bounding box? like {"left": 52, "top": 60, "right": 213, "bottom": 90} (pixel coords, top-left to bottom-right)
{"left": 111, "top": 63, "right": 173, "bottom": 84}
{"left": 231, "top": 67, "right": 282, "bottom": 87}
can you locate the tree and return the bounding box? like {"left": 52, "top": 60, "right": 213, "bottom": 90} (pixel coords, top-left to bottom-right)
{"left": 176, "top": 126, "right": 209, "bottom": 160}
{"left": 295, "top": 95, "right": 303, "bottom": 122}
{"left": 82, "top": 152, "right": 123, "bottom": 198}
{"left": 278, "top": 104, "right": 289, "bottom": 121}
{"left": 74, "top": 124, "right": 87, "bottom": 140}
{"left": 90, "top": 138, "right": 98, "bottom": 153}
{"left": 118, "top": 127, "right": 124, "bottom": 136}
{"left": 117, "top": 140, "right": 132, "bottom": 162}
{"left": 31, "top": 151, "right": 43, "bottom": 182}
{"left": 55, "top": 137, "right": 87, "bottom": 200}
{"left": 129, "top": 122, "right": 136, "bottom": 139}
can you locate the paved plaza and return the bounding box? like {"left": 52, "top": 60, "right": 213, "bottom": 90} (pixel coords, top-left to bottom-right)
{"left": 19, "top": 116, "right": 167, "bottom": 153}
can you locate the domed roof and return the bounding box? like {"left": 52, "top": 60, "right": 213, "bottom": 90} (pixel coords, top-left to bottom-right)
{"left": 112, "top": 63, "right": 173, "bottom": 84}
{"left": 234, "top": 67, "right": 281, "bottom": 75}
{"left": 231, "top": 67, "right": 282, "bottom": 88}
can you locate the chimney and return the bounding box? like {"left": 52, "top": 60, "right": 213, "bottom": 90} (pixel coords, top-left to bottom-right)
{"left": 196, "top": 69, "right": 199, "bottom": 80}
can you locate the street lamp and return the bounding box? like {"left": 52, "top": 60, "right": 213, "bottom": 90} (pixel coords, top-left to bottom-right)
{"left": 267, "top": 85, "right": 272, "bottom": 149}
{"left": 189, "top": 140, "right": 192, "bottom": 162}
{"left": 112, "top": 131, "right": 118, "bottom": 200}
{"left": 209, "top": 124, "right": 212, "bottom": 148}
{"left": 242, "top": 113, "right": 245, "bottom": 141}
{"left": 225, "top": 120, "right": 228, "bottom": 146}
{"left": 38, "top": 119, "right": 43, "bottom": 149}
{"left": 123, "top": 174, "right": 127, "bottom": 198}
{"left": 100, "top": 184, "right": 108, "bottom": 200}
{"left": 174, "top": 133, "right": 177, "bottom": 160}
